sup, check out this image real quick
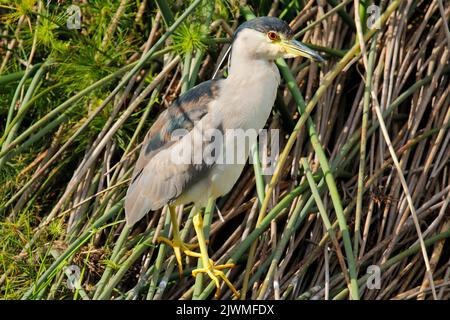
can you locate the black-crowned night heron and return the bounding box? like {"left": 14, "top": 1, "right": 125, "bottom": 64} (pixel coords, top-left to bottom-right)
{"left": 125, "top": 16, "right": 324, "bottom": 298}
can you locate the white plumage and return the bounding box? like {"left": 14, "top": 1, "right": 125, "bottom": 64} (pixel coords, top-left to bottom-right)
{"left": 123, "top": 16, "right": 324, "bottom": 298}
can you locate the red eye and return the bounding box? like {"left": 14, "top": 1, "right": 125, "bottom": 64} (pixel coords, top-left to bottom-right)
{"left": 267, "top": 31, "right": 278, "bottom": 41}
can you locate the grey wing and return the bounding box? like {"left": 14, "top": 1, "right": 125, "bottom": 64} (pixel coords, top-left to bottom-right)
{"left": 125, "top": 79, "right": 222, "bottom": 227}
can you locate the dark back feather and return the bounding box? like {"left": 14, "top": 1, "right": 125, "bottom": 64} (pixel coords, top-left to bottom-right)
{"left": 125, "top": 79, "right": 222, "bottom": 226}
{"left": 131, "top": 79, "right": 221, "bottom": 182}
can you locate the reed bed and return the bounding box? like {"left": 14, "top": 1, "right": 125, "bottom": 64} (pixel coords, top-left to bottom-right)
{"left": 0, "top": 0, "right": 449, "bottom": 300}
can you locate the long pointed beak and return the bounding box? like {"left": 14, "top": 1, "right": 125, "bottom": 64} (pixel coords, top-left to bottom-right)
{"left": 280, "top": 39, "right": 325, "bottom": 62}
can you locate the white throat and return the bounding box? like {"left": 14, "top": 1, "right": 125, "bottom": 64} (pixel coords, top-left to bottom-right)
{"left": 214, "top": 29, "right": 280, "bottom": 132}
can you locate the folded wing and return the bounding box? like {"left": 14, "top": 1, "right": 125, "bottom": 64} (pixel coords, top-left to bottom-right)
{"left": 125, "top": 79, "right": 222, "bottom": 227}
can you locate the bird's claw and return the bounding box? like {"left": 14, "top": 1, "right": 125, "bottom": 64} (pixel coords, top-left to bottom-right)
{"left": 157, "top": 236, "right": 201, "bottom": 275}
{"left": 192, "top": 261, "right": 240, "bottom": 299}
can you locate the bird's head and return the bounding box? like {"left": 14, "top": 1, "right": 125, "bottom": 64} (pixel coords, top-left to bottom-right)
{"left": 233, "top": 16, "right": 324, "bottom": 62}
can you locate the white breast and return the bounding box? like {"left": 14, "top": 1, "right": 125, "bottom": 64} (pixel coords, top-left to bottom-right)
{"left": 176, "top": 58, "right": 280, "bottom": 207}
{"left": 220, "top": 59, "right": 280, "bottom": 131}
{"left": 208, "top": 60, "right": 280, "bottom": 199}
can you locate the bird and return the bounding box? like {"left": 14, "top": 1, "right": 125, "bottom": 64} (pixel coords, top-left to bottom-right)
{"left": 124, "top": 16, "right": 324, "bottom": 299}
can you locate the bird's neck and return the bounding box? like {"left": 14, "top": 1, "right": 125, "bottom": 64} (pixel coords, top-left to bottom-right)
{"left": 227, "top": 46, "right": 279, "bottom": 82}
{"left": 218, "top": 46, "right": 280, "bottom": 131}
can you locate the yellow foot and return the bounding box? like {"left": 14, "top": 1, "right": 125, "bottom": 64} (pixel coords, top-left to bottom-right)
{"left": 192, "top": 260, "right": 240, "bottom": 299}
{"left": 157, "top": 236, "right": 201, "bottom": 275}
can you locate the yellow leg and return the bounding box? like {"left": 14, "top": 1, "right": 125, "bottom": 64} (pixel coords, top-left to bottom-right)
{"left": 157, "top": 205, "right": 201, "bottom": 275}
{"left": 191, "top": 210, "right": 240, "bottom": 299}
